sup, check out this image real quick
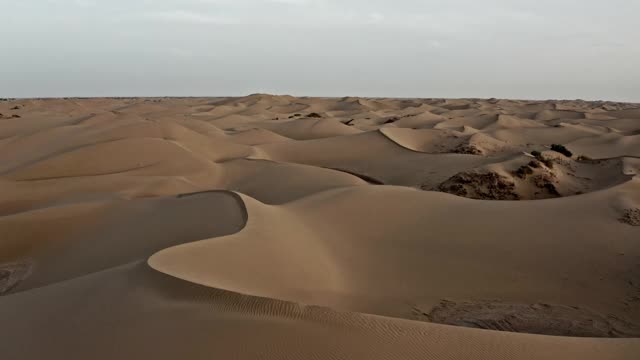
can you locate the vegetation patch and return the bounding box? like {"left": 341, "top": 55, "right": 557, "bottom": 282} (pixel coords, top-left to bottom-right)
{"left": 531, "top": 151, "right": 554, "bottom": 168}
{"left": 551, "top": 144, "right": 573, "bottom": 157}
{"left": 620, "top": 208, "right": 640, "bottom": 226}
{"left": 453, "top": 144, "right": 483, "bottom": 155}
{"left": 437, "top": 172, "right": 519, "bottom": 200}
{"left": 514, "top": 165, "right": 534, "bottom": 179}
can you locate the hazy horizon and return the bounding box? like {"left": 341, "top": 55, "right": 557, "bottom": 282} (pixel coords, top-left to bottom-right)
{"left": 2, "top": 0, "right": 639, "bottom": 101}
{"left": 4, "top": 94, "right": 640, "bottom": 103}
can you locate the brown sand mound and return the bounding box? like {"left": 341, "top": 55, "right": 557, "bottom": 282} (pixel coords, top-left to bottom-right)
{"left": 248, "top": 117, "right": 361, "bottom": 140}
{"left": 435, "top": 152, "right": 633, "bottom": 200}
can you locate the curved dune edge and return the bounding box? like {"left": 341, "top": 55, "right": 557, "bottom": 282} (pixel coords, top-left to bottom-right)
{"left": 148, "top": 184, "right": 640, "bottom": 339}
{"left": 250, "top": 117, "right": 363, "bottom": 140}
{"left": 148, "top": 191, "right": 349, "bottom": 307}
{"left": 320, "top": 167, "right": 386, "bottom": 185}
{"left": 0, "top": 190, "right": 250, "bottom": 294}
{"left": 378, "top": 127, "right": 439, "bottom": 154}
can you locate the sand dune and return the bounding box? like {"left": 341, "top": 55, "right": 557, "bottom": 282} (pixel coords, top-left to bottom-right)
{"left": 1, "top": 96, "right": 639, "bottom": 359}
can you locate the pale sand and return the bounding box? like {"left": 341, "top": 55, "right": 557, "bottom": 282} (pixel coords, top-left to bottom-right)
{"left": 1, "top": 95, "right": 639, "bottom": 359}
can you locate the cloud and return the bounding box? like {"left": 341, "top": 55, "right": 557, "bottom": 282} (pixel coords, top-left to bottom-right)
{"left": 140, "top": 10, "right": 237, "bottom": 24}
{"left": 164, "top": 48, "right": 195, "bottom": 58}
{"left": 268, "top": 0, "right": 314, "bottom": 4}
{"left": 194, "top": 0, "right": 314, "bottom": 4}
{"left": 368, "top": 12, "right": 385, "bottom": 23}
{"left": 74, "top": 0, "right": 96, "bottom": 7}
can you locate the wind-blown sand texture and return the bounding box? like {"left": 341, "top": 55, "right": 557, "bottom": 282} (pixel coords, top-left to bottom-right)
{"left": 1, "top": 95, "right": 640, "bottom": 359}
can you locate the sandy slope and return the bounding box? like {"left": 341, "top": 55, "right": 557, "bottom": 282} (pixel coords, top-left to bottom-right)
{"left": 1, "top": 96, "right": 639, "bottom": 359}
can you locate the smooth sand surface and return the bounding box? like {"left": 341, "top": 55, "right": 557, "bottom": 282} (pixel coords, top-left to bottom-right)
{"left": 1, "top": 95, "right": 639, "bottom": 359}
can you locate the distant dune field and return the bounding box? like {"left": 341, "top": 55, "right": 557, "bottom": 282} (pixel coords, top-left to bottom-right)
{"left": 1, "top": 95, "right": 639, "bottom": 359}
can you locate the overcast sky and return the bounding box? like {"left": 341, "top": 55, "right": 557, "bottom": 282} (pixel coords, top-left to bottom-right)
{"left": 1, "top": 0, "right": 639, "bottom": 100}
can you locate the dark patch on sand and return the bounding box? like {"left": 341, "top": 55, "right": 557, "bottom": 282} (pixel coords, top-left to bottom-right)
{"left": 323, "top": 167, "right": 385, "bottom": 185}
{"left": 435, "top": 172, "right": 519, "bottom": 200}
{"left": 452, "top": 143, "right": 483, "bottom": 155}
{"left": 414, "top": 299, "right": 640, "bottom": 338}
{"left": 619, "top": 208, "right": 640, "bottom": 226}
{"left": 0, "top": 260, "right": 33, "bottom": 295}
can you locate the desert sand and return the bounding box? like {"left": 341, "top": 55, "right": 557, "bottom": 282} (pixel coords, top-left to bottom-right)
{"left": 0, "top": 95, "right": 639, "bottom": 359}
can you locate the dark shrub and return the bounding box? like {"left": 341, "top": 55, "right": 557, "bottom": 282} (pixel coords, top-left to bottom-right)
{"left": 544, "top": 183, "right": 560, "bottom": 196}
{"left": 530, "top": 151, "right": 552, "bottom": 167}
{"left": 515, "top": 165, "right": 534, "bottom": 179}
{"left": 551, "top": 144, "right": 573, "bottom": 157}
{"left": 307, "top": 112, "right": 322, "bottom": 118}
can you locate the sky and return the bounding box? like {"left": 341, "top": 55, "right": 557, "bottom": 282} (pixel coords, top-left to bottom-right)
{"left": 1, "top": 0, "right": 639, "bottom": 101}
